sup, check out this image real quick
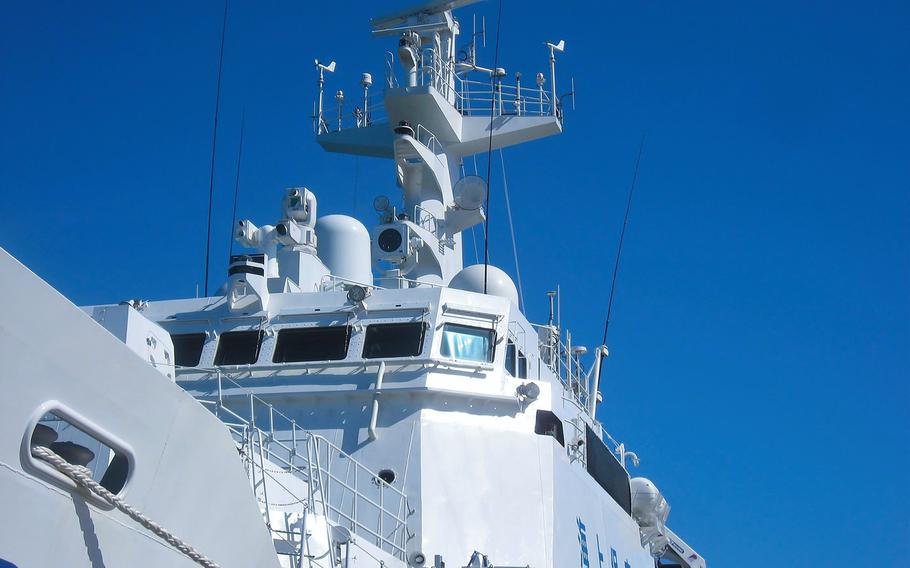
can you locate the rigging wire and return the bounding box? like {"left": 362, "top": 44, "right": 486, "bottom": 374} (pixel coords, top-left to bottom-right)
{"left": 228, "top": 110, "right": 245, "bottom": 257}
{"left": 470, "top": 154, "right": 480, "bottom": 264}
{"left": 602, "top": 135, "right": 646, "bottom": 346}
{"left": 203, "top": 0, "right": 229, "bottom": 296}
{"left": 482, "top": 0, "right": 504, "bottom": 294}
{"left": 498, "top": 149, "right": 525, "bottom": 312}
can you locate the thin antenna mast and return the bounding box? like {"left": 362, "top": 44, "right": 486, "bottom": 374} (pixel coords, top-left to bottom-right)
{"left": 601, "top": 136, "right": 646, "bottom": 346}
{"left": 228, "top": 110, "right": 245, "bottom": 257}
{"left": 482, "top": 0, "right": 504, "bottom": 294}
{"left": 203, "top": 0, "right": 229, "bottom": 296}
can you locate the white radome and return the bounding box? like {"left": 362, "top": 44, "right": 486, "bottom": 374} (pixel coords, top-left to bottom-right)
{"left": 316, "top": 214, "right": 373, "bottom": 286}
{"left": 449, "top": 264, "right": 520, "bottom": 307}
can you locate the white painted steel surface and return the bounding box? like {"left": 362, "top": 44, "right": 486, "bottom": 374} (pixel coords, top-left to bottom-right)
{"left": 0, "top": 249, "right": 279, "bottom": 568}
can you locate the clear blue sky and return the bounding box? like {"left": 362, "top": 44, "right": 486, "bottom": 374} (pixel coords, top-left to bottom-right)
{"left": 1, "top": 1, "right": 907, "bottom": 565}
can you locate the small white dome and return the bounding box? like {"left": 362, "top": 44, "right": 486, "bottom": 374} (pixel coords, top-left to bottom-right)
{"left": 449, "top": 264, "right": 519, "bottom": 307}
{"left": 316, "top": 215, "right": 372, "bottom": 287}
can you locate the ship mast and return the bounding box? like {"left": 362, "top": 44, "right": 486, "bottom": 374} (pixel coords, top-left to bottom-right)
{"left": 314, "top": 0, "right": 567, "bottom": 287}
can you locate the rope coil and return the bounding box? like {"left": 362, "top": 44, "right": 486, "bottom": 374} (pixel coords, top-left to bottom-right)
{"left": 31, "top": 445, "right": 221, "bottom": 568}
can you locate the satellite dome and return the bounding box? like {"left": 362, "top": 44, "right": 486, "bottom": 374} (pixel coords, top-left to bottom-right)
{"left": 449, "top": 264, "right": 519, "bottom": 307}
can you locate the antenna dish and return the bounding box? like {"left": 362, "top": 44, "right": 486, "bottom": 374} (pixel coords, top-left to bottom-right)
{"left": 453, "top": 175, "right": 487, "bottom": 211}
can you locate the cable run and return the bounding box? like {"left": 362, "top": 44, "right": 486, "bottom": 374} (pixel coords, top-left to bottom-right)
{"left": 482, "top": 0, "right": 504, "bottom": 294}
{"left": 498, "top": 149, "right": 525, "bottom": 312}
{"left": 602, "top": 135, "right": 645, "bottom": 346}
{"left": 228, "top": 110, "right": 245, "bottom": 257}
{"left": 203, "top": 0, "right": 229, "bottom": 296}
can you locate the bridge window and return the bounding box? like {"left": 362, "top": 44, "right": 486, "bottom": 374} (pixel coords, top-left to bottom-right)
{"left": 273, "top": 326, "right": 351, "bottom": 363}
{"left": 215, "top": 330, "right": 263, "bottom": 365}
{"left": 362, "top": 322, "right": 426, "bottom": 359}
{"left": 505, "top": 340, "right": 528, "bottom": 378}
{"left": 171, "top": 333, "right": 206, "bottom": 367}
{"left": 440, "top": 323, "right": 494, "bottom": 363}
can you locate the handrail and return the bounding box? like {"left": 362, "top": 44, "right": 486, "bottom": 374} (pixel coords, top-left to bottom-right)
{"left": 197, "top": 373, "right": 410, "bottom": 562}
{"left": 318, "top": 272, "right": 446, "bottom": 292}
{"left": 315, "top": 52, "right": 559, "bottom": 137}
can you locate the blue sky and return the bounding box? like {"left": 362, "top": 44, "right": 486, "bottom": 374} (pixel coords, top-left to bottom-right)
{"left": 1, "top": 1, "right": 908, "bottom": 565}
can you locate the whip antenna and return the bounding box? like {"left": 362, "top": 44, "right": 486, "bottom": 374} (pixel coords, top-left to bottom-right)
{"left": 602, "top": 136, "right": 645, "bottom": 346}
{"left": 203, "top": 0, "right": 229, "bottom": 296}
{"left": 482, "top": 0, "right": 504, "bottom": 294}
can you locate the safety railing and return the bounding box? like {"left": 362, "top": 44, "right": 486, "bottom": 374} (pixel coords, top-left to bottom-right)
{"left": 318, "top": 273, "right": 446, "bottom": 293}
{"left": 414, "top": 123, "right": 441, "bottom": 156}
{"left": 415, "top": 49, "right": 557, "bottom": 119}
{"left": 531, "top": 324, "right": 639, "bottom": 473}
{"left": 414, "top": 204, "right": 439, "bottom": 235}
{"left": 315, "top": 49, "right": 560, "bottom": 136}
{"left": 534, "top": 327, "right": 591, "bottom": 412}
{"left": 455, "top": 76, "right": 556, "bottom": 118}
{"left": 316, "top": 89, "right": 390, "bottom": 135}
{"left": 198, "top": 373, "right": 411, "bottom": 562}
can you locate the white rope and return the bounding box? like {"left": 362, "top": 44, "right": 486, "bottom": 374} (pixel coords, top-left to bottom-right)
{"left": 498, "top": 149, "right": 525, "bottom": 312}
{"left": 31, "top": 445, "right": 222, "bottom": 568}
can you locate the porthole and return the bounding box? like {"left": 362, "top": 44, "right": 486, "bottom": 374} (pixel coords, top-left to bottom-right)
{"left": 24, "top": 404, "right": 133, "bottom": 498}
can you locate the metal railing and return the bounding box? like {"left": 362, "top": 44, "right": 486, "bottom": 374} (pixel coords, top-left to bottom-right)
{"left": 315, "top": 49, "right": 560, "bottom": 136}
{"left": 318, "top": 273, "right": 445, "bottom": 292}
{"left": 534, "top": 327, "right": 591, "bottom": 412}
{"left": 199, "top": 373, "right": 411, "bottom": 563}
{"left": 317, "top": 89, "right": 390, "bottom": 135}
{"left": 414, "top": 204, "right": 438, "bottom": 235}
{"left": 455, "top": 77, "right": 555, "bottom": 118}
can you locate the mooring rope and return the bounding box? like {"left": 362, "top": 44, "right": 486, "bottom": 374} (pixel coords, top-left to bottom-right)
{"left": 31, "top": 445, "right": 221, "bottom": 568}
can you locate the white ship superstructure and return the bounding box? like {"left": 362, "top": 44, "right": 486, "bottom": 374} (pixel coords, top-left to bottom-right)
{"left": 0, "top": 2, "right": 706, "bottom": 568}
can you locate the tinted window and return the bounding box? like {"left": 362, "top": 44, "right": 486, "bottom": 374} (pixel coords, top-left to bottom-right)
{"left": 273, "top": 326, "right": 351, "bottom": 363}
{"left": 171, "top": 333, "right": 206, "bottom": 367}
{"left": 440, "top": 323, "right": 494, "bottom": 363}
{"left": 505, "top": 341, "right": 528, "bottom": 378}
{"left": 585, "top": 425, "right": 632, "bottom": 515}
{"left": 362, "top": 322, "right": 426, "bottom": 359}
{"left": 215, "top": 330, "right": 263, "bottom": 365}
{"left": 534, "top": 410, "right": 565, "bottom": 446}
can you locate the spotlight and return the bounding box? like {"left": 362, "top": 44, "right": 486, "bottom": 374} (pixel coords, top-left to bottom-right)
{"left": 378, "top": 228, "right": 403, "bottom": 253}
{"left": 517, "top": 382, "right": 540, "bottom": 400}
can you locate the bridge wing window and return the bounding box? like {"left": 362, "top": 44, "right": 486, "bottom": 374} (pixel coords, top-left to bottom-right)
{"left": 362, "top": 322, "right": 426, "bottom": 359}
{"left": 215, "top": 330, "right": 263, "bottom": 365}
{"left": 171, "top": 333, "right": 206, "bottom": 368}
{"left": 505, "top": 340, "right": 528, "bottom": 378}
{"left": 273, "top": 326, "right": 351, "bottom": 363}
{"left": 440, "top": 323, "right": 494, "bottom": 363}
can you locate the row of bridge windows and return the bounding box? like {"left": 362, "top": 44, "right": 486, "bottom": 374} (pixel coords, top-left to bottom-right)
{"left": 170, "top": 322, "right": 505, "bottom": 369}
